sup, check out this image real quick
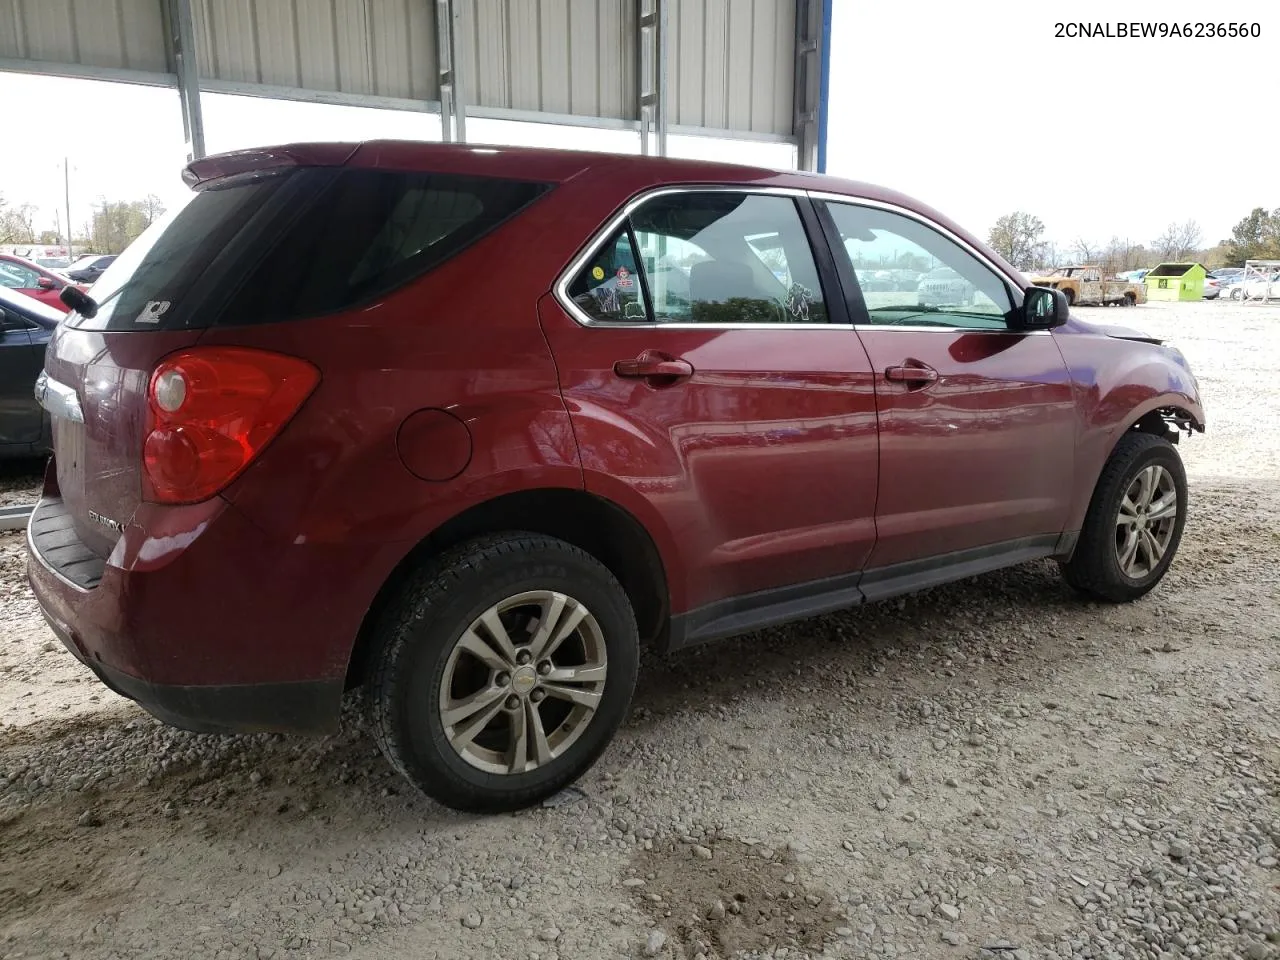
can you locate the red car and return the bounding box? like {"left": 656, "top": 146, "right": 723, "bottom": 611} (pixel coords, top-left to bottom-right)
{"left": 27, "top": 142, "right": 1204, "bottom": 812}
{"left": 0, "top": 253, "right": 83, "bottom": 312}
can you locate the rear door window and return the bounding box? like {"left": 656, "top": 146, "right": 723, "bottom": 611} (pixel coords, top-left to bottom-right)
{"left": 631, "top": 192, "right": 829, "bottom": 324}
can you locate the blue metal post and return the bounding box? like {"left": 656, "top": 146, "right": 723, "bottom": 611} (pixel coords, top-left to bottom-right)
{"left": 816, "top": 0, "right": 833, "bottom": 173}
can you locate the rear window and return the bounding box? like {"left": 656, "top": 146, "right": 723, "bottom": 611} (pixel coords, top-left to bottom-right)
{"left": 65, "top": 174, "right": 285, "bottom": 331}
{"left": 221, "top": 169, "right": 550, "bottom": 325}
{"left": 67, "top": 168, "right": 550, "bottom": 331}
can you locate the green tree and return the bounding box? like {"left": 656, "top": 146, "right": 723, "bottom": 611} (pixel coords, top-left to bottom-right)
{"left": 87, "top": 196, "right": 168, "bottom": 254}
{"left": 1221, "top": 207, "right": 1280, "bottom": 266}
{"left": 988, "top": 212, "right": 1046, "bottom": 269}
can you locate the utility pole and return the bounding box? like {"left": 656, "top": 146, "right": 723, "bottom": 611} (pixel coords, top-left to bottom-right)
{"left": 63, "top": 157, "right": 72, "bottom": 256}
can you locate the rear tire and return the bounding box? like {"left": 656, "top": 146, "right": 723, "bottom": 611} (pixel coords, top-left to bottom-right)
{"left": 1060, "top": 433, "right": 1187, "bottom": 603}
{"left": 369, "top": 533, "right": 639, "bottom": 813}
{"left": 1063, "top": 288, "right": 1075, "bottom": 307}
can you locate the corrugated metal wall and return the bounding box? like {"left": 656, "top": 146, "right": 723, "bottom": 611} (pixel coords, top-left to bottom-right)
{"left": 0, "top": 0, "right": 797, "bottom": 137}
{"left": 0, "top": 0, "right": 170, "bottom": 74}
{"left": 669, "top": 0, "right": 793, "bottom": 133}
{"left": 463, "top": 0, "right": 636, "bottom": 122}
{"left": 192, "top": 0, "right": 438, "bottom": 100}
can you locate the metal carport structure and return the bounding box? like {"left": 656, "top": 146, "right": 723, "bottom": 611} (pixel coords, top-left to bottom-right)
{"left": 0, "top": 0, "right": 831, "bottom": 169}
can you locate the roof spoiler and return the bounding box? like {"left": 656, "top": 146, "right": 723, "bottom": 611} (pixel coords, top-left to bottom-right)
{"left": 182, "top": 143, "right": 361, "bottom": 189}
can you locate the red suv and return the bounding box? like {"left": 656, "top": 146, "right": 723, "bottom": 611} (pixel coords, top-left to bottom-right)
{"left": 27, "top": 142, "right": 1204, "bottom": 812}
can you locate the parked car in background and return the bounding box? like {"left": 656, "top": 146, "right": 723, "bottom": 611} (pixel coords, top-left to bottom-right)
{"left": 0, "top": 253, "right": 83, "bottom": 312}
{"left": 1202, "top": 276, "right": 1221, "bottom": 299}
{"left": 1210, "top": 268, "right": 1244, "bottom": 283}
{"left": 916, "top": 266, "right": 975, "bottom": 305}
{"left": 35, "top": 257, "right": 73, "bottom": 270}
{"left": 0, "top": 285, "right": 58, "bottom": 456}
{"left": 64, "top": 254, "right": 117, "bottom": 284}
{"left": 1229, "top": 272, "right": 1280, "bottom": 300}
{"left": 27, "top": 141, "right": 1204, "bottom": 813}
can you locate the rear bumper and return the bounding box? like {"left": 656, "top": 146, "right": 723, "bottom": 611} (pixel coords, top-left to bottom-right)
{"left": 39, "top": 604, "right": 340, "bottom": 734}
{"left": 24, "top": 488, "right": 381, "bottom": 736}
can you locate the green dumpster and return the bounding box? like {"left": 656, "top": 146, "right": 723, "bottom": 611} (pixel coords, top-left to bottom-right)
{"left": 1144, "top": 262, "right": 1208, "bottom": 302}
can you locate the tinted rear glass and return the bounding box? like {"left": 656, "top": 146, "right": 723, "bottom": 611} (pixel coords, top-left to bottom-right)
{"left": 65, "top": 173, "right": 287, "bottom": 331}
{"left": 67, "top": 168, "right": 550, "bottom": 331}
{"left": 221, "top": 169, "right": 549, "bottom": 325}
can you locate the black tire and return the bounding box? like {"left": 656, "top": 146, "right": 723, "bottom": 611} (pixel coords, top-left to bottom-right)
{"left": 1063, "top": 288, "right": 1076, "bottom": 307}
{"left": 1060, "top": 432, "right": 1187, "bottom": 603}
{"left": 368, "top": 533, "right": 639, "bottom": 813}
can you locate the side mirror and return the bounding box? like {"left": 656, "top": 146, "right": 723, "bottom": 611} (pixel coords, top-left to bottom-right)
{"left": 1019, "top": 285, "right": 1069, "bottom": 330}
{"left": 36, "top": 276, "right": 57, "bottom": 290}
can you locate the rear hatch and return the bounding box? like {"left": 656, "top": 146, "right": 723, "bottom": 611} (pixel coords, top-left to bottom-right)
{"left": 41, "top": 150, "right": 554, "bottom": 563}
{"left": 44, "top": 170, "right": 297, "bottom": 558}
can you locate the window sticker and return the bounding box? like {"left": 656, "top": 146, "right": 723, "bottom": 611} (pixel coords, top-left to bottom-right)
{"left": 135, "top": 300, "right": 172, "bottom": 325}
{"left": 786, "top": 283, "right": 813, "bottom": 321}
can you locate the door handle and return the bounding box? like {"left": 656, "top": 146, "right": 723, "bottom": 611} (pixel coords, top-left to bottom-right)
{"left": 884, "top": 362, "right": 938, "bottom": 385}
{"left": 614, "top": 351, "right": 695, "bottom": 382}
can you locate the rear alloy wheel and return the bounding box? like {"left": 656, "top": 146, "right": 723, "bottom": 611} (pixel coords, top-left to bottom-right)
{"left": 1061, "top": 432, "right": 1187, "bottom": 602}
{"left": 369, "top": 534, "right": 639, "bottom": 812}
{"left": 438, "top": 590, "right": 608, "bottom": 776}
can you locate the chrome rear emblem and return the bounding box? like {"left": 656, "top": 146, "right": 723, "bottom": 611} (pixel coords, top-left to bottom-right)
{"left": 87, "top": 510, "right": 125, "bottom": 534}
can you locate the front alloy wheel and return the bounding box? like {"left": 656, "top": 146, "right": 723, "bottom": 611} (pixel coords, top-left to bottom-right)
{"left": 1061, "top": 432, "right": 1188, "bottom": 603}
{"left": 1113, "top": 464, "right": 1178, "bottom": 579}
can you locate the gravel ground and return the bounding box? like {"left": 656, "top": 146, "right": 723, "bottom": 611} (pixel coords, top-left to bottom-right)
{"left": 0, "top": 461, "right": 42, "bottom": 509}
{"left": 1, "top": 298, "right": 1277, "bottom": 960}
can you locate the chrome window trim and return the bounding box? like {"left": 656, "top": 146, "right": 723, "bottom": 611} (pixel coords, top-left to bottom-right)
{"left": 853, "top": 325, "right": 1049, "bottom": 336}
{"left": 551, "top": 183, "right": 1044, "bottom": 335}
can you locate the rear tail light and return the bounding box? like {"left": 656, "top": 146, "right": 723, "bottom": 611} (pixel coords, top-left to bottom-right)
{"left": 142, "top": 347, "right": 319, "bottom": 505}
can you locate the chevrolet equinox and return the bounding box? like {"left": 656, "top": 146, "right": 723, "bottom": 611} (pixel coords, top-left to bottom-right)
{"left": 27, "top": 142, "right": 1204, "bottom": 812}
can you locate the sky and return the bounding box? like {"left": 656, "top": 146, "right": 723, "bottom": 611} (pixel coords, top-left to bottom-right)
{"left": 0, "top": 0, "right": 1273, "bottom": 252}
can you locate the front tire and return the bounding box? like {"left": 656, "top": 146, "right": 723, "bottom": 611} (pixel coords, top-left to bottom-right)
{"left": 1060, "top": 433, "right": 1187, "bottom": 603}
{"left": 369, "top": 533, "right": 639, "bottom": 813}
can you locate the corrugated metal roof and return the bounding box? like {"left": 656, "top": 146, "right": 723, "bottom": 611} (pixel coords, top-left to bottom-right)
{"left": 0, "top": 0, "right": 799, "bottom": 138}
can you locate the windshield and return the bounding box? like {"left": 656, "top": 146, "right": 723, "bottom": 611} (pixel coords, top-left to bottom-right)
{"left": 0, "top": 284, "right": 65, "bottom": 325}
